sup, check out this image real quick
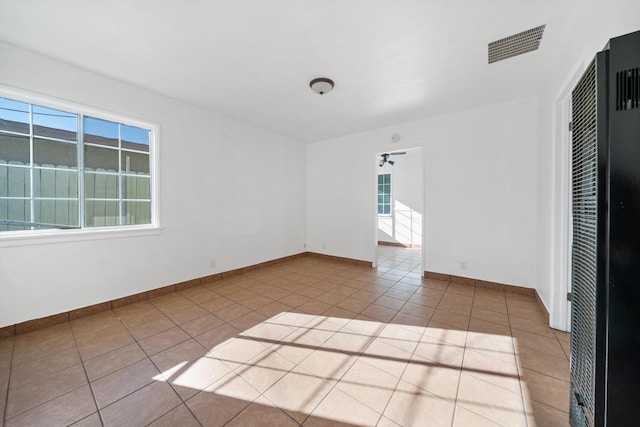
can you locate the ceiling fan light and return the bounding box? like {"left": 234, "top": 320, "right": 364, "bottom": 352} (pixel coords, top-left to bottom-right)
{"left": 310, "top": 77, "right": 334, "bottom": 95}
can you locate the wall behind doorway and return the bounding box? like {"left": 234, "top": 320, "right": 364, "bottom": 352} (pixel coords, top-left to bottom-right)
{"left": 377, "top": 147, "right": 423, "bottom": 247}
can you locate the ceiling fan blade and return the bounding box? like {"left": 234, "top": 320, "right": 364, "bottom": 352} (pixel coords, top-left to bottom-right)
{"left": 388, "top": 151, "right": 406, "bottom": 156}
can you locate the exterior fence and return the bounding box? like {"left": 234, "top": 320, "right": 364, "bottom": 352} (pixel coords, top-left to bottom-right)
{"left": 0, "top": 159, "right": 150, "bottom": 231}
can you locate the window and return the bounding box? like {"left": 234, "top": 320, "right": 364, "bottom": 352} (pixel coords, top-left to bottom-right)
{"left": 377, "top": 173, "right": 391, "bottom": 215}
{"left": 0, "top": 95, "right": 153, "bottom": 233}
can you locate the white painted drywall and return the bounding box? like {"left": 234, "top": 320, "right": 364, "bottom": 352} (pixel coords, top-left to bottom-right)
{"left": 308, "top": 97, "right": 538, "bottom": 288}
{"left": 377, "top": 148, "right": 423, "bottom": 246}
{"left": 0, "top": 43, "right": 307, "bottom": 327}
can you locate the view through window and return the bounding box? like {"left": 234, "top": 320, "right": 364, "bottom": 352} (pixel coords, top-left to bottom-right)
{"left": 0, "top": 96, "right": 153, "bottom": 232}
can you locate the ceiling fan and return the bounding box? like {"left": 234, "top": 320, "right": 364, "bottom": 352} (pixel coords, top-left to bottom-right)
{"left": 379, "top": 151, "right": 406, "bottom": 167}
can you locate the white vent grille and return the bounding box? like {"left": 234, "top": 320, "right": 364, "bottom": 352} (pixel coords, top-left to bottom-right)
{"left": 488, "top": 25, "right": 545, "bottom": 64}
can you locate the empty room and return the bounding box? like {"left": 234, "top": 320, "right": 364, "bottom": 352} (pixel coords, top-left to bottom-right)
{"left": 1, "top": 1, "right": 639, "bottom": 426}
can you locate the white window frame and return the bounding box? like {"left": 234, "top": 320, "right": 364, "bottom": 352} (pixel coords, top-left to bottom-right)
{"left": 0, "top": 86, "right": 161, "bottom": 247}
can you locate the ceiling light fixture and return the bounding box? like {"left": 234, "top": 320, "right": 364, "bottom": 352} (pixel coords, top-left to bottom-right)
{"left": 310, "top": 77, "right": 334, "bottom": 95}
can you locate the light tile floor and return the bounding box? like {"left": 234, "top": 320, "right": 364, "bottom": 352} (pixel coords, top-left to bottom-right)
{"left": 0, "top": 246, "right": 570, "bottom": 426}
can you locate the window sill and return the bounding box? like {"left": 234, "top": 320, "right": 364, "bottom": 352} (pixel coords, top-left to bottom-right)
{"left": 0, "top": 225, "right": 163, "bottom": 248}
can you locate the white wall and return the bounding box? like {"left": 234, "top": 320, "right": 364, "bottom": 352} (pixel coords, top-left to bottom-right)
{"left": 0, "top": 43, "right": 307, "bottom": 327}
{"left": 377, "top": 148, "right": 423, "bottom": 246}
{"left": 308, "top": 97, "right": 538, "bottom": 288}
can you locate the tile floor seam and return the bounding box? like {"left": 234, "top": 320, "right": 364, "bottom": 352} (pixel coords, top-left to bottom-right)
{"left": 504, "top": 290, "right": 532, "bottom": 427}
{"left": 1, "top": 335, "right": 15, "bottom": 425}
{"left": 449, "top": 280, "right": 475, "bottom": 427}
{"left": 69, "top": 323, "right": 105, "bottom": 427}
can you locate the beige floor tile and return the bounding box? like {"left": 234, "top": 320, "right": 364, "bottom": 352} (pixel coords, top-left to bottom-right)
{"left": 360, "top": 305, "right": 398, "bottom": 322}
{"left": 310, "top": 386, "right": 381, "bottom": 426}
{"left": 263, "top": 368, "right": 333, "bottom": 423}
{"left": 148, "top": 404, "right": 201, "bottom": 427}
{"left": 206, "top": 336, "right": 269, "bottom": 365}
{"left": 76, "top": 331, "right": 136, "bottom": 361}
{"left": 126, "top": 315, "right": 175, "bottom": 341}
{"left": 233, "top": 349, "right": 295, "bottom": 393}
{"left": 70, "top": 412, "right": 103, "bottom": 427}
{"left": 430, "top": 310, "right": 470, "bottom": 330}
{"left": 462, "top": 348, "right": 521, "bottom": 393}
{"left": 4, "top": 385, "right": 95, "bottom": 427}
{"left": 138, "top": 326, "right": 191, "bottom": 356}
{"left": 452, "top": 406, "right": 502, "bottom": 426}
{"left": 195, "top": 323, "right": 240, "bottom": 350}
{"left": 335, "top": 358, "right": 398, "bottom": 414}
{"left": 322, "top": 330, "right": 375, "bottom": 355}
{"left": 384, "top": 380, "right": 456, "bottom": 427}
{"left": 519, "top": 367, "right": 569, "bottom": 412}
{"left": 512, "top": 329, "right": 565, "bottom": 358}
{"left": 526, "top": 400, "right": 570, "bottom": 427}
{"left": 100, "top": 381, "right": 181, "bottom": 426}
{"left": 6, "top": 363, "right": 87, "bottom": 418}
{"left": 91, "top": 358, "right": 159, "bottom": 409}
{"left": 297, "top": 349, "right": 357, "bottom": 384}
{"left": 85, "top": 342, "right": 147, "bottom": 382}
{"left": 517, "top": 346, "right": 570, "bottom": 381}
{"left": 9, "top": 346, "right": 81, "bottom": 388}
{"left": 457, "top": 373, "right": 526, "bottom": 427}
{"left": 226, "top": 396, "right": 299, "bottom": 426}
{"left": 402, "top": 356, "right": 460, "bottom": 401}
{"left": 227, "top": 311, "right": 268, "bottom": 332}
{"left": 180, "top": 313, "right": 225, "bottom": 337}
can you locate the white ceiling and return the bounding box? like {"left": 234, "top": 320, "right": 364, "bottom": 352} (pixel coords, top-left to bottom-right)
{"left": 1, "top": 0, "right": 639, "bottom": 143}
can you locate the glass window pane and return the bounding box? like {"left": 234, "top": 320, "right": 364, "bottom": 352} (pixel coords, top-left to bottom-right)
{"left": 3, "top": 164, "right": 30, "bottom": 197}
{"left": 384, "top": 184, "right": 391, "bottom": 194}
{"left": 0, "top": 97, "right": 30, "bottom": 134}
{"left": 85, "top": 145, "right": 118, "bottom": 171}
{"left": 122, "top": 200, "right": 151, "bottom": 225}
{"left": 378, "top": 205, "right": 383, "bottom": 214}
{"left": 378, "top": 195, "right": 383, "bottom": 204}
{"left": 0, "top": 134, "right": 30, "bottom": 164}
{"left": 378, "top": 175, "right": 383, "bottom": 184}
{"left": 34, "top": 199, "right": 79, "bottom": 228}
{"left": 33, "top": 105, "right": 77, "bottom": 141}
{"left": 123, "top": 175, "right": 150, "bottom": 200}
{"left": 384, "top": 195, "right": 391, "bottom": 203}
{"left": 121, "top": 125, "right": 149, "bottom": 152}
{"left": 33, "top": 167, "right": 78, "bottom": 199}
{"left": 1, "top": 199, "right": 31, "bottom": 230}
{"left": 85, "top": 172, "right": 118, "bottom": 199}
{"left": 85, "top": 200, "right": 119, "bottom": 227}
{"left": 34, "top": 138, "right": 77, "bottom": 168}
{"left": 84, "top": 116, "right": 119, "bottom": 147}
{"left": 121, "top": 151, "right": 149, "bottom": 174}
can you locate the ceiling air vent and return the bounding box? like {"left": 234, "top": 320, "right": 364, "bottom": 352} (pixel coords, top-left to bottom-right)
{"left": 488, "top": 24, "right": 546, "bottom": 64}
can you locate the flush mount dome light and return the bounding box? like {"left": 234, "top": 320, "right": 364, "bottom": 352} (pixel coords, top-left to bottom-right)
{"left": 310, "top": 77, "right": 334, "bottom": 95}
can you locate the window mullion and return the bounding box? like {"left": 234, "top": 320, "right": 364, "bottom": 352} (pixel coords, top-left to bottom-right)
{"left": 78, "top": 115, "right": 85, "bottom": 228}
{"left": 118, "top": 124, "right": 123, "bottom": 226}
{"left": 28, "top": 103, "right": 35, "bottom": 227}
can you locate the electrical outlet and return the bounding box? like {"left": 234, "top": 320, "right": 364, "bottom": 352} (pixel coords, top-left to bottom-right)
{"left": 209, "top": 259, "right": 216, "bottom": 269}
{"left": 304, "top": 243, "right": 307, "bottom": 249}
{"left": 460, "top": 260, "right": 468, "bottom": 270}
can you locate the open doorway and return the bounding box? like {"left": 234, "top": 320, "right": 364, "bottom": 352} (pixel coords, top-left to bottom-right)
{"left": 374, "top": 146, "right": 424, "bottom": 277}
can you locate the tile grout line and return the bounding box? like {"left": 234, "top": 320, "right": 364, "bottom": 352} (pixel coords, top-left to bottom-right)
{"left": 68, "top": 320, "right": 106, "bottom": 427}
{"left": 1, "top": 335, "right": 16, "bottom": 425}
{"left": 448, "top": 280, "right": 475, "bottom": 427}
{"left": 374, "top": 277, "right": 450, "bottom": 427}
{"left": 504, "top": 291, "right": 532, "bottom": 427}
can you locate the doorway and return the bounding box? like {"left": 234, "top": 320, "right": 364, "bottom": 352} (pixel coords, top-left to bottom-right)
{"left": 374, "top": 146, "right": 424, "bottom": 276}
